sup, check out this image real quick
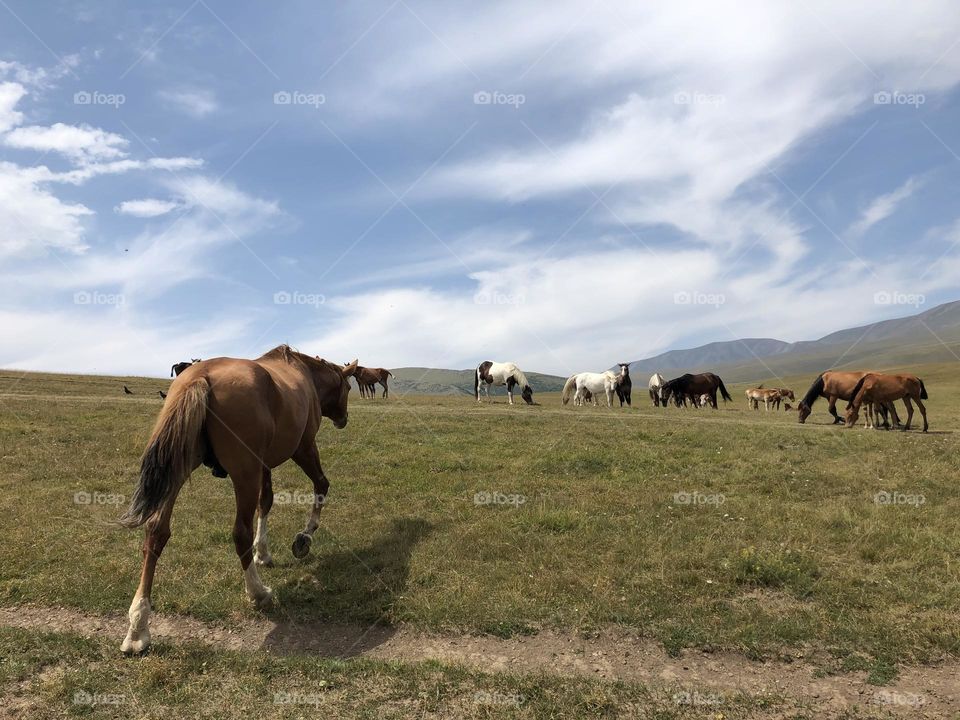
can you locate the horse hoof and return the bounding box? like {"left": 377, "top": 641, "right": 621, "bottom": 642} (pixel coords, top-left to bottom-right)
{"left": 292, "top": 533, "right": 312, "bottom": 559}
{"left": 251, "top": 587, "right": 274, "bottom": 609}
{"left": 254, "top": 553, "right": 274, "bottom": 567}
{"left": 121, "top": 629, "right": 150, "bottom": 655}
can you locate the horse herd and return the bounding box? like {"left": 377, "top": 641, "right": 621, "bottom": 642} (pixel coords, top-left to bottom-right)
{"left": 473, "top": 359, "right": 929, "bottom": 432}
{"left": 117, "top": 348, "right": 932, "bottom": 655}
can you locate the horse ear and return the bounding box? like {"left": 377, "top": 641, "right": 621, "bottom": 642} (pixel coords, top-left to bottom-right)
{"left": 341, "top": 359, "right": 358, "bottom": 378}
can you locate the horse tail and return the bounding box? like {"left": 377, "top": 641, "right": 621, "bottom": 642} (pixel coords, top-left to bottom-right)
{"left": 846, "top": 376, "right": 867, "bottom": 410}
{"left": 919, "top": 379, "right": 928, "bottom": 400}
{"left": 561, "top": 375, "right": 577, "bottom": 405}
{"left": 387, "top": 369, "right": 394, "bottom": 378}
{"left": 119, "top": 377, "right": 209, "bottom": 528}
{"left": 717, "top": 377, "right": 733, "bottom": 402}
{"left": 474, "top": 366, "right": 481, "bottom": 401}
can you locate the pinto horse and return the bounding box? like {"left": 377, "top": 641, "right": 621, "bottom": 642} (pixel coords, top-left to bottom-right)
{"left": 475, "top": 361, "right": 534, "bottom": 404}
{"left": 845, "top": 373, "right": 928, "bottom": 432}
{"left": 648, "top": 373, "right": 666, "bottom": 407}
{"left": 119, "top": 346, "right": 358, "bottom": 654}
{"left": 562, "top": 371, "right": 620, "bottom": 407}
{"left": 659, "top": 373, "right": 732, "bottom": 409}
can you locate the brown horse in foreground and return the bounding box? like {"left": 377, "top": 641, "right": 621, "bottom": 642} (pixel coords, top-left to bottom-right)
{"left": 119, "top": 346, "right": 358, "bottom": 654}
{"left": 845, "top": 373, "right": 928, "bottom": 432}
{"left": 797, "top": 370, "right": 899, "bottom": 426}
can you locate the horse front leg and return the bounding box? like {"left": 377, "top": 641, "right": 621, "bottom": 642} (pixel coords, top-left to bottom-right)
{"left": 291, "top": 441, "right": 330, "bottom": 559}
{"left": 828, "top": 396, "right": 842, "bottom": 424}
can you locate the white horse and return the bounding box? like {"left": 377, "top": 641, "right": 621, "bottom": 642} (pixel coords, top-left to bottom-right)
{"left": 648, "top": 373, "right": 666, "bottom": 406}
{"left": 475, "top": 360, "right": 534, "bottom": 404}
{"left": 562, "top": 371, "right": 619, "bottom": 407}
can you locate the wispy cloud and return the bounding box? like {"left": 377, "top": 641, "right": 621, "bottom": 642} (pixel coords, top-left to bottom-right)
{"left": 158, "top": 87, "right": 219, "bottom": 118}
{"left": 847, "top": 176, "right": 923, "bottom": 238}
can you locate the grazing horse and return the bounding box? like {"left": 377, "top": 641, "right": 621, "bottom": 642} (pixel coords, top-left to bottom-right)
{"left": 746, "top": 387, "right": 782, "bottom": 411}
{"left": 170, "top": 358, "right": 201, "bottom": 377}
{"left": 354, "top": 366, "right": 393, "bottom": 399}
{"left": 118, "top": 346, "right": 358, "bottom": 654}
{"left": 796, "top": 371, "right": 893, "bottom": 425}
{"left": 562, "top": 371, "right": 620, "bottom": 407}
{"left": 845, "top": 373, "right": 928, "bottom": 432}
{"left": 615, "top": 363, "right": 632, "bottom": 407}
{"left": 660, "top": 373, "right": 732, "bottom": 409}
{"left": 648, "top": 373, "right": 666, "bottom": 407}
{"left": 475, "top": 361, "right": 534, "bottom": 405}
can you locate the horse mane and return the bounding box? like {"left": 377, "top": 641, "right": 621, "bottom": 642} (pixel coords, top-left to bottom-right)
{"left": 260, "top": 344, "right": 298, "bottom": 363}
{"left": 511, "top": 364, "right": 531, "bottom": 390}
{"left": 800, "top": 373, "right": 825, "bottom": 408}
{"left": 846, "top": 375, "right": 868, "bottom": 409}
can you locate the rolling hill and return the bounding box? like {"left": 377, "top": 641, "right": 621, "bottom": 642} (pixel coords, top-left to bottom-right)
{"left": 384, "top": 301, "right": 960, "bottom": 395}
{"left": 626, "top": 299, "right": 960, "bottom": 383}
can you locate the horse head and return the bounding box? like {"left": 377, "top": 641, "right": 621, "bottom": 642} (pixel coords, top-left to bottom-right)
{"left": 521, "top": 384, "right": 534, "bottom": 404}
{"left": 843, "top": 404, "right": 859, "bottom": 428}
{"left": 310, "top": 357, "right": 358, "bottom": 429}
{"left": 796, "top": 402, "right": 812, "bottom": 423}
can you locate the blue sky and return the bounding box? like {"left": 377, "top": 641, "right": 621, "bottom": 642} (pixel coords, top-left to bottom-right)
{"left": 2, "top": 1, "right": 960, "bottom": 376}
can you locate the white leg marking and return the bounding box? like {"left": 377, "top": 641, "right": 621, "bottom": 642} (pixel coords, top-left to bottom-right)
{"left": 254, "top": 516, "right": 273, "bottom": 566}
{"left": 243, "top": 562, "right": 273, "bottom": 608}
{"left": 121, "top": 595, "right": 151, "bottom": 654}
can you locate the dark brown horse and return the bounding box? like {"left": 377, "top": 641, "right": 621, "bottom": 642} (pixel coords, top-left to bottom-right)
{"left": 119, "top": 346, "right": 358, "bottom": 654}
{"left": 659, "top": 373, "right": 732, "bottom": 408}
{"left": 614, "top": 363, "right": 632, "bottom": 407}
{"left": 354, "top": 365, "right": 393, "bottom": 398}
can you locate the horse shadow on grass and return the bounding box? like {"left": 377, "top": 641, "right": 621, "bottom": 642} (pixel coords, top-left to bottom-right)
{"left": 260, "top": 517, "right": 432, "bottom": 657}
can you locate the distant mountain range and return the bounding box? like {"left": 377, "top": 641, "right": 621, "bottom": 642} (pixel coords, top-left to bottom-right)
{"left": 625, "top": 299, "right": 960, "bottom": 382}
{"left": 387, "top": 301, "right": 960, "bottom": 395}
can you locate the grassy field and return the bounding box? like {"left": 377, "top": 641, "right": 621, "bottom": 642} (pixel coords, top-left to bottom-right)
{"left": 0, "top": 363, "right": 958, "bottom": 716}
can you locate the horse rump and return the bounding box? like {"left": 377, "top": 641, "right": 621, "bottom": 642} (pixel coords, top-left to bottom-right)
{"left": 119, "top": 378, "right": 210, "bottom": 528}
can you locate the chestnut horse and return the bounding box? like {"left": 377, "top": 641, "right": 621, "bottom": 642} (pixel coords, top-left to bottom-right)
{"left": 355, "top": 365, "right": 394, "bottom": 399}
{"left": 119, "top": 346, "right": 358, "bottom": 654}
{"left": 845, "top": 373, "right": 928, "bottom": 432}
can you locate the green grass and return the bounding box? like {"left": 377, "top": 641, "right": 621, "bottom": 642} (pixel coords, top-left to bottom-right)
{"left": 0, "top": 363, "right": 958, "bottom": 677}
{"left": 0, "top": 627, "right": 787, "bottom": 719}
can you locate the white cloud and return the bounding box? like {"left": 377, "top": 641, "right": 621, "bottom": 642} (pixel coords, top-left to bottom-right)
{"left": 4, "top": 122, "right": 129, "bottom": 162}
{"left": 158, "top": 87, "right": 218, "bottom": 118}
{"left": 847, "top": 177, "right": 923, "bottom": 238}
{"left": 0, "top": 160, "right": 93, "bottom": 259}
{"left": 115, "top": 198, "right": 181, "bottom": 217}
{"left": 0, "top": 81, "right": 25, "bottom": 132}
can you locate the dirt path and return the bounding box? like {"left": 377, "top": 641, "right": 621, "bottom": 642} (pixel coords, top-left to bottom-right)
{"left": 2, "top": 605, "right": 957, "bottom": 717}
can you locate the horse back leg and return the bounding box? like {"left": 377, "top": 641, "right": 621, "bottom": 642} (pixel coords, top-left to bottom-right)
{"left": 253, "top": 467, "right": 274, "bottom": 566}
{"left": 901, "top": 397, "right": 914, "bottom": 431}
{"left": 121, "top": 488, "right": 181, "bottom": 654}
{"left": 229, "top": 463, "right": 273, "bottom": 607}
{"left": 290, "top": 440, "right": 330, "bottom": 559}
{"left": 914, "top": 396, "right": 928, "bottom": 432}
